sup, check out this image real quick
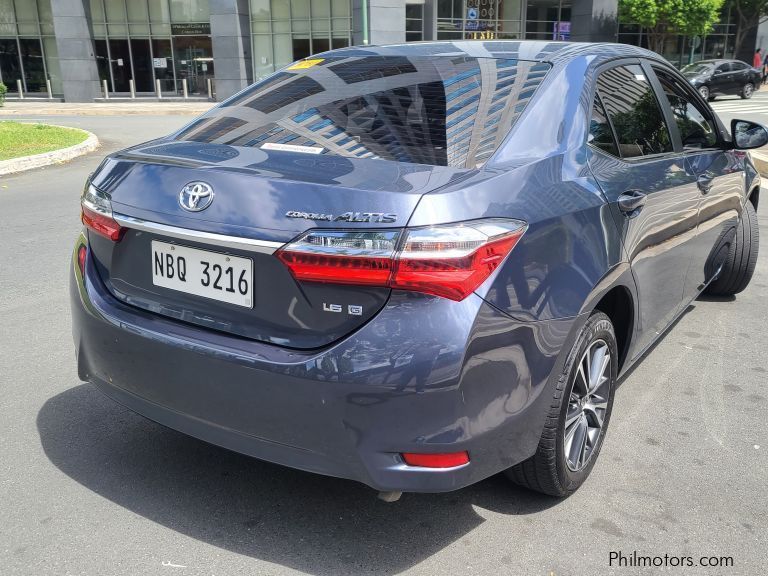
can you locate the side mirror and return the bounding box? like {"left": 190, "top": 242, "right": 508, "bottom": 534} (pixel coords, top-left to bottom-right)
{"left": 731, "top": 119, "right": 768, "bottom": 150}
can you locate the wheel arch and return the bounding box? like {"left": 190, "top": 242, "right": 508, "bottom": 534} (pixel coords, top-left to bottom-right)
{"left": 749, "top": 187, "right": 759, "bottom": 211}
{"left": 578, "top": 264, "right": 637, "bottom": 374}
{"left": 592, "top": 285, "right": 634, "bottom": 373}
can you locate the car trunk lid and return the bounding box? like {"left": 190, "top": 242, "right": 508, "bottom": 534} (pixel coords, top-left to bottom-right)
{"left": 87, "top": 141, "right": 472, "bottom": 349}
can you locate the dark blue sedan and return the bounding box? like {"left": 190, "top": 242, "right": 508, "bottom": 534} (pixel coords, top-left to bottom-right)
{"left": 71, "top": 41, "right": 765, "bottom": 499}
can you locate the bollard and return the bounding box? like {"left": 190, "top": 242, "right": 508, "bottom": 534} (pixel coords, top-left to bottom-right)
{"left": 129, "top": 78, "right": 135, "bottom": 99}
{"left": 207, "top": 78, "right": 213, "bottom": 100}
{"left": 16, "top": 79, "right": 23, "bottom": 99}
{"left": 182, "top": 78, "right": 188, "bottom": 100}
{"left": 102, "top": 79, "right": 109, "bottom": 99}
{"left": 156, "top": 78, "right": 162, "bottom": 99}
{"left": 46, "top": 79, "right": 53, "bottom": 100}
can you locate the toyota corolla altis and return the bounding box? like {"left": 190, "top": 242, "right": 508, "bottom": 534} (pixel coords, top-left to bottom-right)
{"left": 71, "top": 41, "right": 765, "bottom": 498}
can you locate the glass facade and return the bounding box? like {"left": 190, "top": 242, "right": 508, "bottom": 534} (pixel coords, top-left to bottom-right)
{"left": 0, "top": 0, "right": 742, "bottom": 102}
{"left": 524, "top": 0, "right": 570, "bottom": 40}
{"left": 0, "top": 0, "right": 62, "bottom": 95}
{"left": 89, "top": 0, "right": 213, "bottom": 95}
{"left": 437, "top": 0, "right": 524, "bottom": 40}
{"left": 250, "top": 0, "right": 352, "bottom": 80}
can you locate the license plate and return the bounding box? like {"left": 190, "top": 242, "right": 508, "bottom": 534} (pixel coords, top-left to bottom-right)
{"left": 151, "top": 240, "right": 253, "bottom": 308}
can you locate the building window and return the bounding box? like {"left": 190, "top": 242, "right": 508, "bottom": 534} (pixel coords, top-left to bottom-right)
{"left": 525, "top": 0, "right": 570, "bottom": 40}
{"left": 250, "top": 0, "right": 351, "bottom": 81}
{"left": 0, "top": 0, "right": 62, "bottom": 95}
{"left": 406, "top": 2, "right": 424, "bottom": 42}
{"left": 437, "top": 0, "right": 523, "bottom": 41}
{"left": 89, "top": 0, "right": 214, "bottom": 96}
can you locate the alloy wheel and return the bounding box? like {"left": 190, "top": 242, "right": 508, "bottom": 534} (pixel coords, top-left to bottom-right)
{"left": 698, "top": 86, "right": 709, "bottom": 100}
{"left": 563, "top": 339, "right": 611, "bottom": 472}
{"left": 743, "top": 83, "right": 754, "bottom": 98}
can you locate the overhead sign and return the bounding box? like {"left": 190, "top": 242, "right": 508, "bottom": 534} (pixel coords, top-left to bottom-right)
{"left": 171, "top": 23, "right": 211, "bottom": 36}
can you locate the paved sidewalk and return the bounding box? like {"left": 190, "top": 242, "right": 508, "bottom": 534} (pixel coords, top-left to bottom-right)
{"left": 0, "top": 101, "right": 215, "bottom": 116}
{"left": 753, "top": 150, "right": 768, "bottom": 177}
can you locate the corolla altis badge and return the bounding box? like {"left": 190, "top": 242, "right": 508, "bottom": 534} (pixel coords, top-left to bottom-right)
{"left": 285, "top": 211, "right": 397, "bottom": 223}
{"left": 179, "top": 181, "right": 214, "bottom": 212}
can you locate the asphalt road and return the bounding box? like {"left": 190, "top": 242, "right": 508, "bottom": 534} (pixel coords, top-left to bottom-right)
{"left": 1, "top": 109, "right": 766, "bottom": 576}
{"left": 709, "top": 89, "right": 768, "bottom": 126}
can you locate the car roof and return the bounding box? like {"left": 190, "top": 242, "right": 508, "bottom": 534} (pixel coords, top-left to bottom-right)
{"left": 693, "top": 59, "right": 745, "bottom": 65}
{"left": 314, "top": 40, "right": 663, "bottom": 67}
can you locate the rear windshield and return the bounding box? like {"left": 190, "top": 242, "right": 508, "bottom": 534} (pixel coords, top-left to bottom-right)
{"left": 174, "top": 55, "right": 550, "bottom": 168}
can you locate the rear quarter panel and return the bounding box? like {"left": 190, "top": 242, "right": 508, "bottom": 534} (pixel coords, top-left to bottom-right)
{"left": 409, "top": 154, "right": 627, "bottom": 322}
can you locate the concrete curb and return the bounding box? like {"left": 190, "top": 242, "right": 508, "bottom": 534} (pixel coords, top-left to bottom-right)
{"left": 0, "top": 102, "right": 214, "bottom": 116}
{"left": 0, "top": 125, "right": 99, "bottom": 176}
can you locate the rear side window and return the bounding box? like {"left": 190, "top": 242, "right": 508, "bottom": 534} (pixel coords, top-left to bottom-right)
{"left": 731, "top": 61, "right": 748, "bottom": 71}
{"left": 654, "top": 67, "right": 718, "bottom": 149}
{"left": 174, "top": 56, "right": 551, "bottom": 168}
{"left": 596, "top": 65, "right": 673, "bottom": 159}
{"left": 588, "top": 95, "right": 619, "bottom": 156}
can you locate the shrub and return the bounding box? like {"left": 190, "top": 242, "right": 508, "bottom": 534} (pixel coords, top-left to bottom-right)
{"left": 0, "top": 82, "right": 7, "bottom": 108}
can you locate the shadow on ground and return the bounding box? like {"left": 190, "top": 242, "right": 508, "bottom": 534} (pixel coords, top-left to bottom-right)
{"left": 38, "top": 384, "right": 558, "bottom": 575}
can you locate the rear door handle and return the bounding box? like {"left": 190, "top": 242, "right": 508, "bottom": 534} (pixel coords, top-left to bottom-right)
{"left": 697, "top": 173, "right": 715, "bottom": 193}
{"left": 617, "top": 190, "right": 647, "bottom": 215}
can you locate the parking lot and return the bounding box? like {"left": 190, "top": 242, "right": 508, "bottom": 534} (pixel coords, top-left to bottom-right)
{"left": 1, "top": 101, "right": 766, "bottom": 575}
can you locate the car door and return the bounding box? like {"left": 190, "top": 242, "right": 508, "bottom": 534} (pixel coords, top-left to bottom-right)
{"left": 650, "top": 64, "right": 745, "bottom": 295}
{"left": 586, "top": 62, "right": 701, "bottom": 357}
{"left": 711, "top": 62, "right": 732, "bottom": 94}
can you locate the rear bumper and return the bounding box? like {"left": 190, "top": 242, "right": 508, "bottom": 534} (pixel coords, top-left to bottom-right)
{"left": 70, "top": 235, "right": 579, "bottom": 493}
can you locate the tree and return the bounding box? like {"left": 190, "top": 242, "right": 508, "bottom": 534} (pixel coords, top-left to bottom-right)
{"left": 729, "top": 0, "right": 768, "bottom": 56}
{"left": 619, "top": 0, "right": 725, "bottom": 54}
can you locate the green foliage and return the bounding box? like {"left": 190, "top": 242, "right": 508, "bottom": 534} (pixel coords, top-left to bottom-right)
{"left": 0, "top": 82, "right": 7, "bottom": 108}
{"left": 0, "top": 121, "right": 88, "bottom": 161}
{"left": 619, "top": 0, "right": 725, "bottom": 52}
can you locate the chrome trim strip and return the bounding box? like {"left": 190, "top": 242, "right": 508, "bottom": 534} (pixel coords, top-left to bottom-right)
{"left": 113, "top": 214, "right": 285, "bottom": 254}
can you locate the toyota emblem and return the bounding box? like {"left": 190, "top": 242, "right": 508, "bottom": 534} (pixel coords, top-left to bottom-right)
{"left": 179, "top": 181, "right": 214, "bottom": 212}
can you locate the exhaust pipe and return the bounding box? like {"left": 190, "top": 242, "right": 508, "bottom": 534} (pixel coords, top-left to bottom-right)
{"left": 377, "top": 491, "right": 402, "bottom": 503}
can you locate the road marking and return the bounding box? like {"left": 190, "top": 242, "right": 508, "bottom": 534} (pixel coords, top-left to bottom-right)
{"left": 711, "top": 107, "right": 768, "bottom": 114}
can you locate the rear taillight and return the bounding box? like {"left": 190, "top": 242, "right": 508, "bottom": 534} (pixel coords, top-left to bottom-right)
{"left": 275, "top": 230, "right": 399, "bottom": 286}
{"left": 81, "top": 184, "right": 124, "bottom": 241}
{"left": 276, "top": 219, "right": 526, "bottom": 301}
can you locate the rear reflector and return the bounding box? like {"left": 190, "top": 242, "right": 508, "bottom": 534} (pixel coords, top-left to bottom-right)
{"left": 402, "top": 452, "right": 470, "bottom": 468}
{"left": 77, "top": 245, "right": 87, "bottom": 275}
{"left": 276, "top": 220, "right": 526, "bottom": 301}
{"left": 81, "top": 183, "right": 124, "bottom": 241}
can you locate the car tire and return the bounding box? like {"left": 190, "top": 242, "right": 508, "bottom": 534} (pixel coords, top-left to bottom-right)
{"left": 741, "top": 82, "right": 755, "bottom": 99}
{"left": 505, "top": 311, "right": 617, "bottom": 497}
{"left": 698, "top": 85, "right": 710, "bottom": 100}
{"left": 705, "top": 201, "right": 759, "bottom": 296}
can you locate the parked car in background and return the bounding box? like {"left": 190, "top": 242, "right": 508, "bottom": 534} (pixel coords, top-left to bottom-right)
{"left": 681, "top": 59, "right": 762, "bottom": 100}
{"left": 71, "top": 41, "right": 766, "bottom": 500}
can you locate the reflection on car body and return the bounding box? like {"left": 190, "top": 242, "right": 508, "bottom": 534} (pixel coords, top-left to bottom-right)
{"left": 71, "top": 41, "right": 763, "bottom": 499}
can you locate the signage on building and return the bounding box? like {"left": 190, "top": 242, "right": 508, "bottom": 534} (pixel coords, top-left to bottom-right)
{"left": 171, "top": 23, "right": 211, "bottom": 36}
{"left": 553, "top": 21, "right": 571, "bottom": 40}
{"left": 153, "top": 58, "right": 168, "bottom": 69}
